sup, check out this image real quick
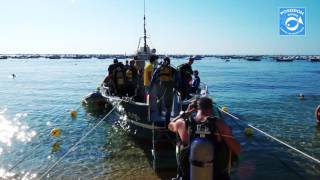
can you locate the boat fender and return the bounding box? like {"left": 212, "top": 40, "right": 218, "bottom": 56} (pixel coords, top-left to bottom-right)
{"left": 51, "top": 128, "right": 61, "bottom": 137}
{"left": 316, "top": 105, "right": 320, "bottom": 123}
{"left": 190, "top": 138, "right": 214, "bottom": 180}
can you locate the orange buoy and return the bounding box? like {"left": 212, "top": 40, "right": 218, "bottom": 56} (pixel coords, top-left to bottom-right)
{"left": 315, "top": 105, "right": 320, "bottom": 123}
{"left": 51, "top": 128, "right": 61, "bottom": 137}
{"left": 70, "top": 110, "right": 77, "bottom": 118}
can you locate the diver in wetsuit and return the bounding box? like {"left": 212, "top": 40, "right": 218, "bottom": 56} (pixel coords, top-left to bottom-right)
{"left": 177, "top": 57, "right": 194, "bottom": 100}
{"left": 168, "top": 97, "right": 241, "bottom": 180}
{"left": 150, "top": 57, "right": 177, "bottom": 123}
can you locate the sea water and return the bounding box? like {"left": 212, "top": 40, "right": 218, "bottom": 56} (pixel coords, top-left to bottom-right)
{"left": 0, "top": 57, "right": 319, "bottom": 179}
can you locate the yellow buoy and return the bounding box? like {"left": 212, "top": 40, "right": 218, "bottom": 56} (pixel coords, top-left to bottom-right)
{"left": 70, "top": 110, "right": 77, "bottom": 118}
{"left": 221, "top": 106, "right": 228, "bottom": 112}
{"left": 52, "top": 141, "right": 61, "bottom": 152}
{"left": 244, "top": 127, "right": 254, "bottom": 137}
{"left": 51, "top": 128, "right": 61, "bottom": 137}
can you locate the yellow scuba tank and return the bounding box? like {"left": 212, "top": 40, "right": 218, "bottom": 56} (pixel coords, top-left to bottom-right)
{"left": 115, "top": 67, "right": 124, "bottom": 85}
{"left": 126, "top": 69, "right": 133, "bottom": 82}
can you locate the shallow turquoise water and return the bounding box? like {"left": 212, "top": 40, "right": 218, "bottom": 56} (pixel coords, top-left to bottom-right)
{"left": 0, "top": 58, "right": 320, "bottom": 179}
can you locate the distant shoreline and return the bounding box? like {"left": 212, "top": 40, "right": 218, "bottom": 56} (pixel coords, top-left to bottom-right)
{"left": 0, "top": 54, "right": 319, "bottom": 61}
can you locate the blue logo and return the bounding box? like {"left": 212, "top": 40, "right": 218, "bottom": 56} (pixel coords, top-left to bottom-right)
{"left": 280, "top": 8, "right": 305, "bottom": 35}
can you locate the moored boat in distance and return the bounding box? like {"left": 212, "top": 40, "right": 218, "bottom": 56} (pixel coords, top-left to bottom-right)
{"left": 245, "top": 56, "right": 262, "bottom": 61}
{"left": 95, "top": 54, "right": 111, "bottom": 59}
{"left": 0, "top": 55, "right": 8, "bottom": 59}
{"left": 46, "top": 55, "right": 61, "bottom": 59}
{"left": 192, "top": 55, "right": 203, "bottom": 60}
{"left": 309, "top": 56, "right": 320, "bottom": 62}
{"left": 274, "top": 56, "right": 294, "bottom": 62}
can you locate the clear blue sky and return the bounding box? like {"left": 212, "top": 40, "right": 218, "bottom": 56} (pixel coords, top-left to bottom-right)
{"left": 0, "top": 0, "right": 319, "bottom": 55}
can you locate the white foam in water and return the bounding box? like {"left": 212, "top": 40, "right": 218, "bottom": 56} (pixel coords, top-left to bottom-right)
{"left": 0, "top": 113, "right": 36, "bottom": 147}
{"left": 0, "top": 108, "right": 7, "bottom": 114}
{"left": 46, "top": 121, "right": 52, "bottom": 126}
{"left": 0, "top": 111, "right": 38, "bottom": 179}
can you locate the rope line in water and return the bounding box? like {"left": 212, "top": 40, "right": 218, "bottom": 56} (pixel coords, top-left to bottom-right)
{"left": 38, "top": 103, "right": 119, "bottom": 180}
{"left": 219, "top": 107, "right": 320, "bottom": 164}
{"left": 248, "top": 124, "right": 320, "bottom": 164}
{"left": 9, "top": 143, "right": 42, "bottom": 171}
{"left": 8, "top": 104, "right": 83, "bottom": 172}
{"left": 218, "top": 107, "right": 306, "bottom": 179}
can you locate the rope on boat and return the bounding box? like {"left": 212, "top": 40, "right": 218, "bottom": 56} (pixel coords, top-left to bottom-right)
{"left": 219, "top": 107, "right": 320, "bottom": 164}
{"left": 38, "top": 103, "right": 119, "bottom": 180}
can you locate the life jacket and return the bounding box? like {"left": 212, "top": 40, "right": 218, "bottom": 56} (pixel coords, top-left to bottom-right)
{"left": 126, "top": 69, "right": 133, "bottom": 82}
{"left": 114, "top": 66, "right": 124, "bottom": 85}
{"left": 158, "top": 65, "right": 173, "bottom": 82}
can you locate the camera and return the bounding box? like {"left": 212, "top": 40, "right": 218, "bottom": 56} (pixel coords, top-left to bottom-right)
{"left": 190, "top": 99, "right": 198, "bottom": 109}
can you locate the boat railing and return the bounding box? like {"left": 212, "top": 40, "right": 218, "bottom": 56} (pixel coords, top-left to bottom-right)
{"left": 199, "top": 82, "right": 209, "bottom": 95}
{"left": 182, "top": 82, "right": 209, "bottom": 107}
{"left": 101, "top": 84, "right": 111, "bottom": 96}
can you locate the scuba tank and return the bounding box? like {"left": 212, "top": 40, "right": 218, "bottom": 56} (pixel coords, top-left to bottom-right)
{"left": 126, "top": 68, "right": 133, "bottom": 82}
{"left": 115, "top": 66, "right": 124, "bottom": 85}
{"left": 189, "top": 122, "right": 214, "bottom": 180}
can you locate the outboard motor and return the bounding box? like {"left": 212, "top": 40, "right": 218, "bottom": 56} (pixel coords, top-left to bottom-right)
{"left": 189, "top": 123, "right": 214, "bottom": 180}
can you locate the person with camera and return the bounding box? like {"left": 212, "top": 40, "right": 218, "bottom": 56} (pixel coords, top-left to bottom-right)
{"left": 168, "top": 97, "right": 241, "bottom": 180}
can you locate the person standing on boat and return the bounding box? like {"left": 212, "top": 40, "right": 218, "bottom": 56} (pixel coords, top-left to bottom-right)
{"left": 168, "top": 97, "right": 241, "bottom": 180}
{"left": 178, "top": 57, "right": 194, "bottom": 100}
{"left": 144, "top": 55, "right": 158, "bottom": 94}
{"left": 125, "top": 60, "right": 138, "bottom": 97}
{"left": 108, "top": 58, "right": 118, "bottom": 76}
{"left": 150, "top": 57, "right": 177, "bottom": 123}
{"left": 112, "top": 61, "right": 126, "bottom": 97}
{"left": 102, "top": 58, "right": 119, "bottom": 94}
{"left": 190, "top": 70, "right": 200, "bottom": 94}
{"left": 124, "top": 60, "right": 130, "bottom": 69}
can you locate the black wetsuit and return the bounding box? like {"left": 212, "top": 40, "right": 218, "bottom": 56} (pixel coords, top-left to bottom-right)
{"left": 178, "top": 63, "right": 193, "bottom": 100}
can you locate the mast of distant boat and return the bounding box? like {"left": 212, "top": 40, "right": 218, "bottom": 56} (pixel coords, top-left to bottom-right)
{"left": 143, "top": 0, "right": 147, "bottom": 53}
